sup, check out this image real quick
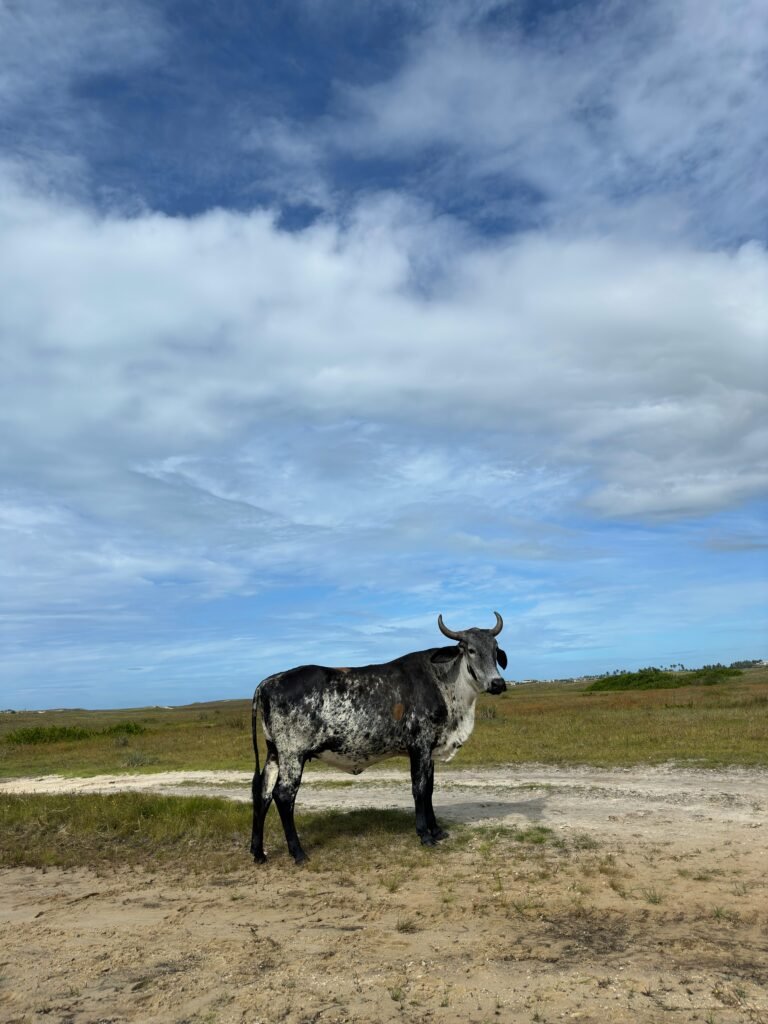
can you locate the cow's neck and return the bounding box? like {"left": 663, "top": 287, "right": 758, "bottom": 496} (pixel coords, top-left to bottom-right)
{"left": 431, "top": 654, "right": 481, "bottom": 763}
{"left": 444, "top": 654, "right": 481, "bottom": 715}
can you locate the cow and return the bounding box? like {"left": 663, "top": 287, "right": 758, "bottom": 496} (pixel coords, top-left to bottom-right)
{"left": 250, "top": 612, "right": 508, "bottom": 864}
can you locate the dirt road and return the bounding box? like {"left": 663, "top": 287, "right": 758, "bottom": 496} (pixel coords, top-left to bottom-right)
{"left": 3, "top": 762, "right": 766, "bottom": 843}
{"left": 2, "top": 764, "right": 767, "bottom": 1023}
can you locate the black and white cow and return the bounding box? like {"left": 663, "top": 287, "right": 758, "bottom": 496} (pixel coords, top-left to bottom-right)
{"left": 250, "top": 612, "right": 507, "bottom": 864}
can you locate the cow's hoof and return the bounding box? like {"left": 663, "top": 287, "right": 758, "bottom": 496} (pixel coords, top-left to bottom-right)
{"left": 253, "top": 851, "right": 267, "bottom": 864}
{"left": 293, "top": 851, "right": 308, "bottom": 866}
{"left": 419, "top": 834, "right": 437, "bottom": 847}
{"left": 431, "top": 828, "right": 449, "bottom": 842}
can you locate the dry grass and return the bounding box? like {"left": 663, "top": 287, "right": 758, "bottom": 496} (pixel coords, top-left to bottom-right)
{"left": 0, "top": 702, "right": 254, "bottom": 778}
{"left": 458, "top": 664, "right": 768, "bottom": 768}
{"left": 1, "top": 665, "right": 766, "bottom": 778}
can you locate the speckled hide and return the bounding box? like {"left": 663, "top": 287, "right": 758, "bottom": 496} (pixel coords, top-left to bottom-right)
{"left": 250, "top": 615, "right": 508, "bottom": 864}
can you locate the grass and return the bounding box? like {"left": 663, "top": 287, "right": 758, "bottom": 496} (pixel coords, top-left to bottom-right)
{"left": 1, "top": 665, "right": 766, "bottom": 777}
{"left": 0, "top": 792, "right": 434, "bottom": 872}
{"left": 0, "top": 702, "right": 254, "bottom": 778}
{"left": 0, "top": 792, "right": 564, "bottom": 874}
{"left": 456, "top": 664, "right": 768, "bottom": 768}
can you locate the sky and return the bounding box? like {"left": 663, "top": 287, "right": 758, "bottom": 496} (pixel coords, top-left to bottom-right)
{"left": 1, "top": 0, "right": 766, "bottom": 710}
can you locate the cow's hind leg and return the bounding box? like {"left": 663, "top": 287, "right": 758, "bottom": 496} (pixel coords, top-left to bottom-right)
{"left": 424, "top": 761, "right": 449, "bottom": 842}
{"left": 273, "top": 756, "right": 307, "bottom": 865}
{"left": 250, "top": 744, "right": 278, "bottom": 864}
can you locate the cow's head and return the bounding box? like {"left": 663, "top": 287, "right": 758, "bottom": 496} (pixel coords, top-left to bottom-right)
{"left": 437, "top": 611, "right": 507, "bottom": 695}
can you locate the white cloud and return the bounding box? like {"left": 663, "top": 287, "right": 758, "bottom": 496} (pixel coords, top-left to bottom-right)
{"left": 330, "top": 0, "right": 768, "bottom": 243}
{"left": 1, "top": 172, "right": 765, "bottom": 549}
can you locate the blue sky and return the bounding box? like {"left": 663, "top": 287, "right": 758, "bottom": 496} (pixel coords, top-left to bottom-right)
{"left": 1, "top": 0, "right": 766, "bottom": 709}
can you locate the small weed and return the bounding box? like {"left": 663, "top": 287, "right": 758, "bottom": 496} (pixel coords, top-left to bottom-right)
{"left": 568, "top": 880, "right": 591, "bottom": 897}
{"left": 641, "top": 886, "right": 663, "bottom": 905}
{"left": 570, "top": 832, "right": 600, "bottom": 851}
{"left": 608, "top": 877, "right": 628, "bottom": 898}
{"left": 122, "top": 751, "right": 156, "bottom": 768}
{"left": 711, "top": 906, "right": 740, "bottom": 924}
{"left": 395, "top": 917, "right": 418, "bottom": 934}
{"left": 512, "top": 825, "right": 553, "bottom": 845}
{"left": 510, "top": 896, "right": 540, "bottom": 917}
{"left": 693, "top": 868, "right": 724, "bottom": 881}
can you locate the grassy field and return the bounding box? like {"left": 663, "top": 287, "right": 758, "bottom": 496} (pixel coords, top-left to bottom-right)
{"left": 1, "top": 665, "right": 766, "bottom": 778}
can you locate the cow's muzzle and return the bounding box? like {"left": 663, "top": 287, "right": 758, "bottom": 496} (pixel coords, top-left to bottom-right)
{"left": 488, "top": 678, "right": 506, "bottom": 695}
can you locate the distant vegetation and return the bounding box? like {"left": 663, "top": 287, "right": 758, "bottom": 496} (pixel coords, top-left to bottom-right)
{"left": 0, "top": 665, "right": 766, "bottom": 773}
{"left": 5, "top": 721, "right": 145, "bottom": 746}
{"left": 585, "top": 664, "right": 742, "bottom": 693}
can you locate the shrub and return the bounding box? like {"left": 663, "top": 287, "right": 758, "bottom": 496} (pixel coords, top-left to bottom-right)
{"left": 5, "top": 721, "right": 146, "bottom": 745}
{"left": 687, "top": 665, "right": 741, "bottom": 686}
{"left": 103, "top": 721, "right": 146, "bottom": 737}
{"left": 585, "top": 665, "right": 741, "bottom": 693}
{"left": 5, "top": 725, "right": 95, "bottom": 745}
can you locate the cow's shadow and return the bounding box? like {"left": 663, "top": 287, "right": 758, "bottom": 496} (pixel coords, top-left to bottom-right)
{"left": 434, "top": 794, "right": 549, "bottom": 826}
{"left": 290, "top": 794, "right": 551, "bottom": 855}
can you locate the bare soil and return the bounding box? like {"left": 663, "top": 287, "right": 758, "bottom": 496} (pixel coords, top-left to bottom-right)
{"left": 2, "top": 764, "right": 767, "bottom": 1023}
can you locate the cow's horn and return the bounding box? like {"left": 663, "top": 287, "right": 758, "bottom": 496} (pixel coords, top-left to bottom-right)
{"left": 490, "top": 611, "right": 503, "bottom": 636}
{"left": 437, "top": 614, "right": 463, "bottom": 641}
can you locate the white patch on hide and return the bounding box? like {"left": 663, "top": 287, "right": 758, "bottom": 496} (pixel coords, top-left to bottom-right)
{"left": 433, "top": 702, "right": 477, "bottom": 762}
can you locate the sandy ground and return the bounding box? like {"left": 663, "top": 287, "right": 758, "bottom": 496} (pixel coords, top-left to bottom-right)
{"left": 1, "top": 764, "right": 767, "bottom": 1023}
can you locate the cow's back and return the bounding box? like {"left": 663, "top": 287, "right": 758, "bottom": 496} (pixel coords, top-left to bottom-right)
{"left": 256, "top": 651, "right": 450, "bottom": 772}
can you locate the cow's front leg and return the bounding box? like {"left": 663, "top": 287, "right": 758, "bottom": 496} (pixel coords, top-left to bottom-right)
{"left": 424, "top": 760, "right": 449, "bottom": 842}
{"left": 409, "top": 748, "right": 437, "bottom": 846}
{"left": 273, "top": 756, "right": 308, "bottom": 864}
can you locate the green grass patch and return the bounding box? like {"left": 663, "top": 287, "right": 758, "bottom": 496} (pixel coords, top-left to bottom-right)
{"left": 0, "top": 793, "right": 461, "bottom": 872}
{"left": 585, "top": 665, "right": 741, "bottom": 692}
{"left": 477, "top": 824, "right": 554, "bottom": 849}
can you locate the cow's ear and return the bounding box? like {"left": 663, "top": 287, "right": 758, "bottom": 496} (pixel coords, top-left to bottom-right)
{"left": 496, "top": 648, "right": 508, "bottom": 669}
{"left": 431, "top": 646, "right": 461, "bottom": 665}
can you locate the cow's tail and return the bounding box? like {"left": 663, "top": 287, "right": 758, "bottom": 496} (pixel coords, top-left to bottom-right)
{"left": 251, "top": 689, "right": 261, "bottom": 781}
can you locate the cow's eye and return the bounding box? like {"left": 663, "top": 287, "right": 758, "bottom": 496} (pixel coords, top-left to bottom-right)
{"left": 468, "top": 647, "right": 476, "bottom": 656}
